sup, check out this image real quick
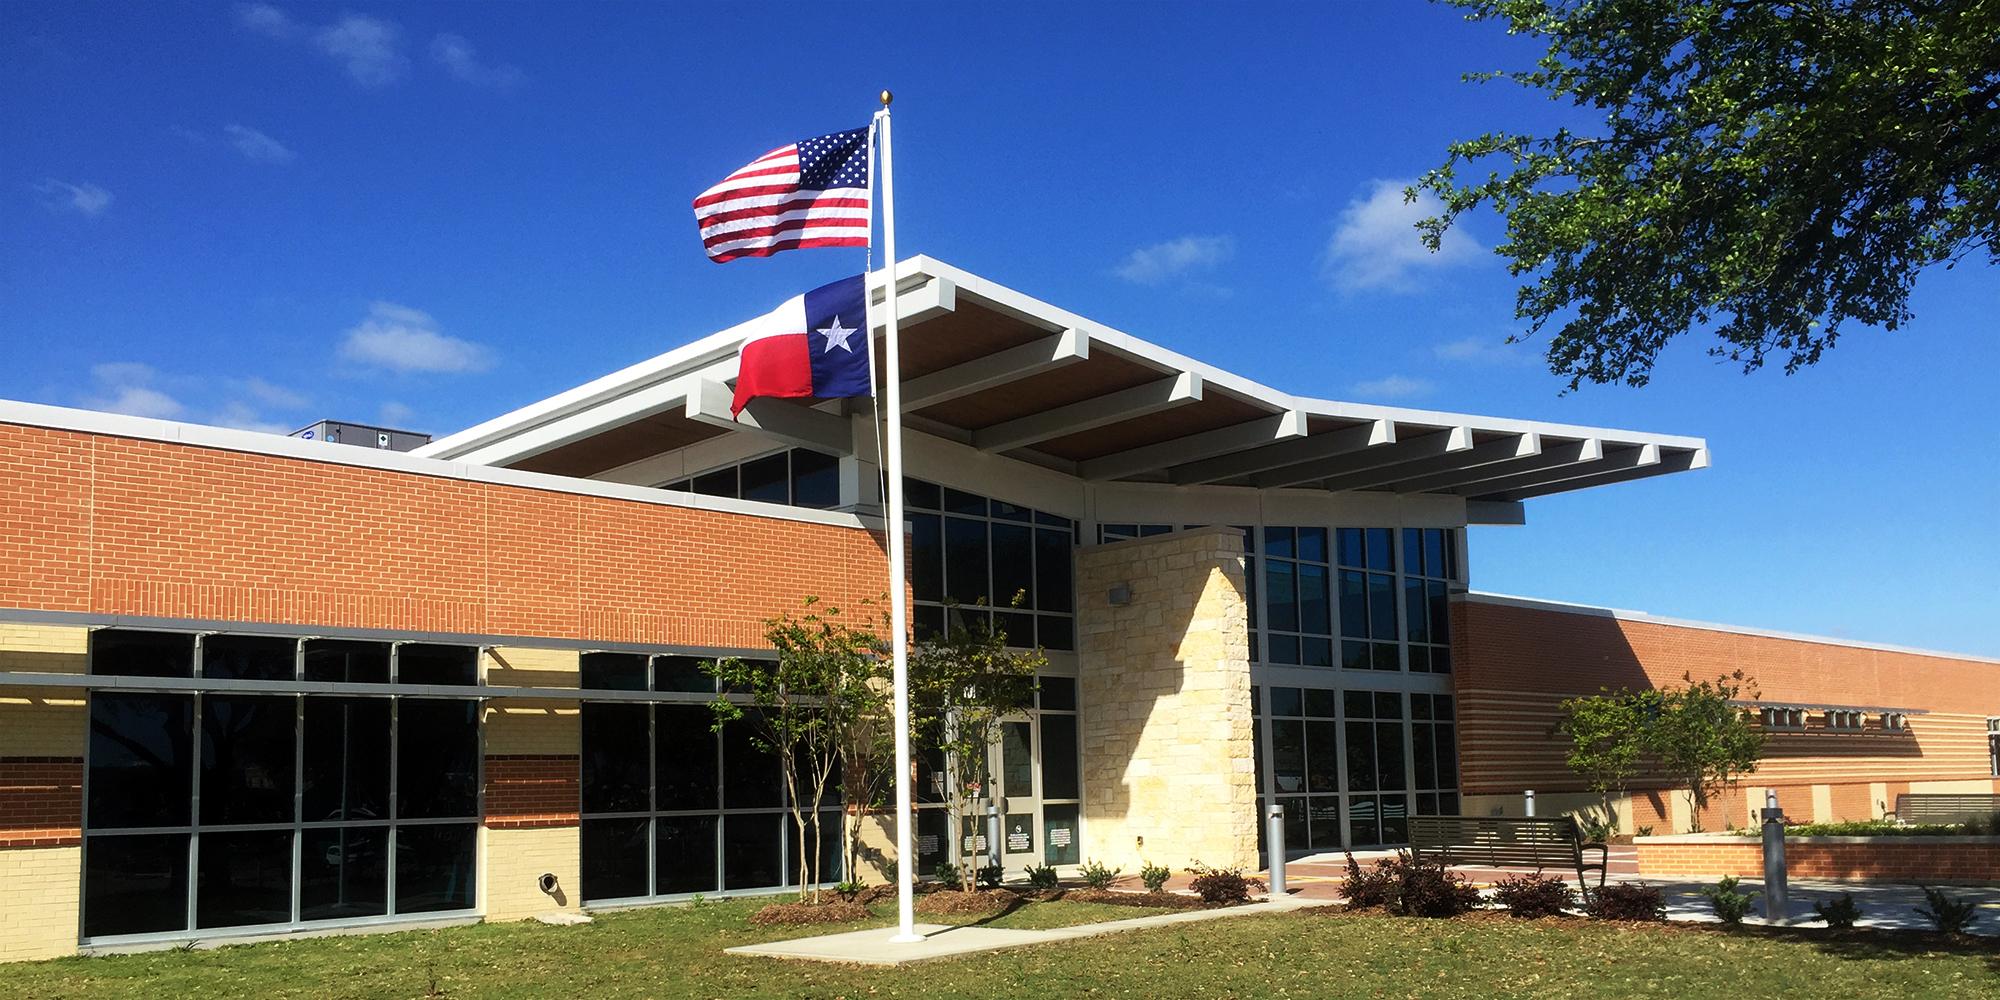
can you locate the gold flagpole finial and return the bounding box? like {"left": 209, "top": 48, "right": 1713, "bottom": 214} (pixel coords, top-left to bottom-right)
{"left": 879, "top": 89, "right": 894, "bottom": 108}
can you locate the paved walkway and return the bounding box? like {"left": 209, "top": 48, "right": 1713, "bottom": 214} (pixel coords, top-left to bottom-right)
{"left": 726, "top": 895, "right": 1322, "bottom": 966}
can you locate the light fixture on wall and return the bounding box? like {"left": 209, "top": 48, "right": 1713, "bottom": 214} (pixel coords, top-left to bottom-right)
{"left": 1107, "top": 583, "right": 1132, "bottom": 606}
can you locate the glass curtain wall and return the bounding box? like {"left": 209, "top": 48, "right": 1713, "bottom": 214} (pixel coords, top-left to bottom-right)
{"left": 577, "top": 653, "right": 842, "bottom": 904}
{"left": 82, "top": 630, "right": 479, "bottom": 942}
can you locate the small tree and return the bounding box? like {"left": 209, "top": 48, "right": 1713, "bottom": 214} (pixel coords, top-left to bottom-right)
{"left": 908, "top": 601, "right": 1043, "bottom": 891}
{"left": 1553, "top": 688, "right": 1661, "bottom": 832}
{"left": 1651, "top": 672, "right": 1765, "bottom": 831}
{"left": 704, "top": 596, "right": 882, "bottom": 901}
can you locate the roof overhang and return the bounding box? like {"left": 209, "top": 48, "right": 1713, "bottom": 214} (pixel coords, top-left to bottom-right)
{"left": 416, "top": 257, "right": 1708, "bottom": 504}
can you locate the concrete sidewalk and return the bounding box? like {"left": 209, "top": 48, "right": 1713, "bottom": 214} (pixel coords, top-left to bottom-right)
{"left": 725, "top": 895, "right": 1322, "bottom": 966}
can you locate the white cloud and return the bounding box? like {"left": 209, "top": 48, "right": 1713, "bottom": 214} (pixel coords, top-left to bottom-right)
{"left": 377, "top": 400, "right": 416, "bottom": 425}
{"left": 1349, "top": 375, "right": 1435, "bottom": 399}
{"left": 33, "top": 178, "right": 112, "bottom": 217}
{"left": 315, "top": 15, "right": 407, "bottom": 88}
{"left": 1322, "top": 179, "right": 1482, "bottom": 292}
{"left": 1434, "top": 335, "right": 1536, "bottom": 367}
{"left": 224, "top": 124, "right": 295, "bottom": 164}
{"left": 235, "top": 2, "right": 300, "bottom": 39}
{"left": 430, "top": 33, "right": 523, "bottom": 90}
{"left": 83, "top": 362, "right": 309, "bottom": 432}
{"left": 1114, "top": 235, "right": 1234, "bottom": 285}
{"left": 337, "top": 301, "right": 494, "bottom": 374}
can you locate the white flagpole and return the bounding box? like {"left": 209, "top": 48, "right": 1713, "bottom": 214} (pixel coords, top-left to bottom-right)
{"left": 874, "top": 89, "right": 922, "bottom": 944}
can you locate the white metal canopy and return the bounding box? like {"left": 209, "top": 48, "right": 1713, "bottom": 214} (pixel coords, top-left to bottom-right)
{"left": 415, "top": 257, "right": 1708, "bottom": 505}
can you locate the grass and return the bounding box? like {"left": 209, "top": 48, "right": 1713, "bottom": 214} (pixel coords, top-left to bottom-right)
{"left": 3, "top": 897, "right": 1995, "bottom": 999}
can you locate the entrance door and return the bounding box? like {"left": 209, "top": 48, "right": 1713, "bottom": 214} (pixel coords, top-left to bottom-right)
{"left": 996, "top": 718, "right": 1039, "bottom": 871}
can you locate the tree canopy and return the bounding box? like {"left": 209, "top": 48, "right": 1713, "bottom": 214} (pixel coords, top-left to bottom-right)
{"left": 1416, "top": 0, "right": 2000, "bottom": 388}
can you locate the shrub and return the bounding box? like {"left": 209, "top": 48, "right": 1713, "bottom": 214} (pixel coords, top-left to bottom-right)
{"left": 1585, "top": 882, "right": 1666, "bottom": 921}
{"left": 1078, "top": 859, "right": 1121, "bottom": 891}
{"left": 1635, "top": 825, "right": 1656, "bottom": 837}
{"left": 1914, "top": 886, "right": 1978, "bottom": 935}
{"left": 832, "top": 879, "right": 866, "bottom": 900}
{"left": 976, "top": 865, "right": 1003, "bottom": 889}
{"left": 1139, "top": 862, "right": 1172, "bottom": 893}
{"left": 1492, "top": 871, "right": 1576, "bottom": 918}
{"left": 1187, "top": 862, "right": 1251, "bottom": 904}
{"left": 1024, "top": 864, "right": 1060, "bottom": 890}
{"left": 1578, "top": 815, "right": 1614, "bottom": 842}
{"left": 1813, "top": 893, "right": 1863, "bottom": 929}
{"left": 1699, "top": 875, "right": 1755, "bottom": 925}
{"left": 932, "top": 862, "right": 962, "bottom": 888}
{"left": 1341, "top": 852, "right": 1397, "bottom": 908}
{"left": 1341, "top": 852, "right": 1480, "bottom": 917}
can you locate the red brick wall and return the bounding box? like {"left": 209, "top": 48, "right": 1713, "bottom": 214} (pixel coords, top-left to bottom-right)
{"left": 0, "top": 422, "right": 887, "bottom": 647}
{"left": 484, "top": 755, "right": 581, "bottom": 829}
{"left": 1452, "top": 597, "right": 1999, "bottom": 820}
{"left": 1636, "top": 837, "right": 2000, "bottom": 883}
{"left": 0, "top": 757, "right": 83, "bottom": 848}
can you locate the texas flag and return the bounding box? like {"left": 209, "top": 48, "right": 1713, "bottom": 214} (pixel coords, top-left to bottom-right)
{"left": 731, "top": 274, "right": 872, "bottom": 416}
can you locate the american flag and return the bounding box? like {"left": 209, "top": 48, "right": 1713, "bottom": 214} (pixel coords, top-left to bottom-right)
{"left": 693, "top": 126, "right": 871, "bottom": 263}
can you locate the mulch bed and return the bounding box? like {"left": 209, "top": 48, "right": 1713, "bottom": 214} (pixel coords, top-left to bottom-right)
{"left": 914, "top": 889, "right": 1019, "bottom": 916}
{"left": 747, "top": 899, "right": 874, "bottom": 926}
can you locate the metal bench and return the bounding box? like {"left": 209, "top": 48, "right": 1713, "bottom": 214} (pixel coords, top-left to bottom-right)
{"left": 1890, "top": 793, "right": 2000, "bottom": 826}
{"left": 1409, "top": 815, "right": 1608, "bottom": 895}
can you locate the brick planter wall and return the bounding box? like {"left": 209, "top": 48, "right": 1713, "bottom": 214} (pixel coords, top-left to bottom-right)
{"left": 1636, "top": 834, "right": 2000, "bottom": 884}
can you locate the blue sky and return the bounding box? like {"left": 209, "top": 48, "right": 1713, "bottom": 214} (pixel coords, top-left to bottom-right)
{"left": 4, "top": 2, "right": 1996, "bottom": 656}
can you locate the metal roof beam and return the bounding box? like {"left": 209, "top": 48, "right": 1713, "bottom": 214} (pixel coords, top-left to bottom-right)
{"left": 686, "top": 379, "right": 855, "bottom": 456}
{"left": 1166, "top": 418, "right": 1395, "bottom": 486}
{"left": 1454, "top": 443, "right": 1660, "bottom": 498}
{"left": 460, "top": 380, "right": 694, "bottom": 468}
{"left": 1311, "top": 431, "right": 1538, "bottom": 493}
{"left": 972, "top": 371, "right": 1202, "bottom": 453}
{"left": 1076, "top": 409, "right": 1306, "bottom": 482}
{"left": 868, "top": 275, "right": 958, "bottom": 329}
{"left": 1255, "top": 426, "right": 1479, "bottom": 490}
{"left": 1389, "top": 437, "right": 1602, "bottom": 494}
{"left": 903, "top": 327, "right": 1090, "bottom": 411}
{"left": 1482, "top": 446, "right": 1706, "bottom": 501}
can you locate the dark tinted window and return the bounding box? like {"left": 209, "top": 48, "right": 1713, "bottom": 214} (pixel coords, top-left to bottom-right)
{"left": 656, "top": 815, "right": 718, "bottom": 895}
{"left": 581, "top": 817, "right": 651, "bottom": 901}
{"left": 722, "top": 716, "right": 782, "bottom": 809}
{"left": 200, "top": 695, "right": 296, "bottom": 825}
{"left": 196, "top": 829, "right": 293, "bottom": 929}
{"left": 739, "top": 452, "right": 789, "bottom": 504}
{"left": 692, "top": 467, "right": 737, "bottom": 498}
{"left": 300, "top": 826, "right": 388, "bottom": 920}
{"left": 1039, "top": 714, "right": 1079, "bottom": 800}
{"left": 1038, "top": 676, "right": 1076, "bottom": 712}
{"left": 991, "top": 523, "right": 1034, "bottom": 609}
{"left": 944, "top": 516, "right": 989, "bottom": 605}
{"left": 395, "top": 823, "right": 477, "bottom": 913}
{"left": 89, "top": 692, "right": 193, "bottom": 828}
{"left": 1034, "top": 527, "right": 1072, "bottom": 613}
{"left": 303, "top": 639, "right": 389, "bottom": 684}
{"left": 582, "top": 703, "right": 650, "bottom": 813}
{"left": 203, "top": 635, "right": 295, "bottom": 681}
{"left": 397, "top": 699, "right": 479, "bottom": 818}
{"left": 302, "top": 697, "right": 391, "bottom": 822}
{"left": 398, "top": 644, "right": 476, "bottom": 686}
{"left": 910, "top": 513, "right": 944, "bottom": 602}
{"left": 655, "top": 705, "right": 719, "bottom": 810}
{"left": 91, "top": 629, "right": 194, "bottom": 678}
{"left": 581, "top": 651, "right": 648, "bottom": 691}
{"left": 84, "top": 834, "right": 190, "bottom": 937}
{"left": 654, "top": 655, "right": 713, "bottom": 693}
{"left": 722, "top": 813, "right": 783, "bottom": 890}
{"left": 790, "top": 449, "right": 840, "bottom": 509}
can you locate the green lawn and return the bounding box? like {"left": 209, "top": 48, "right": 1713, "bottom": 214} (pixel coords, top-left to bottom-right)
{"left": 3, "top": 897, "right": 1993, "bottom": 999}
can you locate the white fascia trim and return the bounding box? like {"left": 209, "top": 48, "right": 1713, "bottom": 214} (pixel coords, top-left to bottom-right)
{"left": 1464, "top": 591, "right": 2000, "bottom": 667}
{"left": 0, "top": 399, "right": 876, "bottom": 532}
{"left": 905, "top": 255, "right": 1711, "bottom": 454}
{"left": 415, "top": 263, "right": 932, "bottom": 461}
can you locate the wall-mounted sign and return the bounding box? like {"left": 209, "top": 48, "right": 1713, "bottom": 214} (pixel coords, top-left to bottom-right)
{"left": 1049, "top": 827, "right": 1072, "bottom": 848}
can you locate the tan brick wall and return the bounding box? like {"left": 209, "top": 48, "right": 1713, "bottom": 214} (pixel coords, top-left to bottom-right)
{"left": 483, "top": 825, "right": 582, "bottom": 921}
{"left": 1077, "top": 527, "right": 1257, "bottom": 874}
{"left": 0, "top": 846, "right": 80, "bottom": 962}
{"left": 1636, "top": 835, "right": 2000, "bottom": 883}
{"left": 0, "top": 420, "right": 887, "bottom": 647}
{"left": 483, "top": 646, "right": 581, "bottom": 830}
{"left": 0, "top": 625, "right": 88, "bottom": 675}
{"left": 1452, "top": 597, "right": 2000, "bottom": 831}
{"left": 0, "top": 625, "right": 86, "bottom": 855}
